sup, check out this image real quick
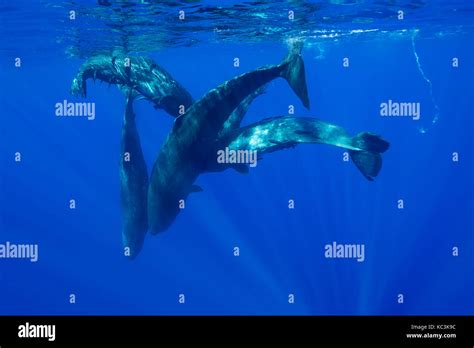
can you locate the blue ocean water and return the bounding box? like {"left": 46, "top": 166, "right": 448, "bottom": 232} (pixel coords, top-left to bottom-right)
{"left": 0, "top": 0, "right": 473, "bottom": 315}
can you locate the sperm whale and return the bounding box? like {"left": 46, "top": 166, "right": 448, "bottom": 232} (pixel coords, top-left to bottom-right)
{"left": 119, "top": 92, "right": 148, "bottom": 259}
{"left": 212, "top": 116, "right": 390, "bottom": 181}
{"left": 147, "top": 42, "right": 310, "bottom": 234}
{"left": 71, "top": 54, "right": 193, "bottom": 116}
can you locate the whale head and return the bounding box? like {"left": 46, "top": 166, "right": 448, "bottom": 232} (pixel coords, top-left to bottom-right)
{"left": 147, "top": 189, "right": 182, "bottom": 235}
{"left": 147, "top": 159, "right": 199, "bottom": 235}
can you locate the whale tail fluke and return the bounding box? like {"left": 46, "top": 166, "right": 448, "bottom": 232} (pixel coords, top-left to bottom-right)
{"left": 349, "top": 132, "right": 390, "bottom": 181}
{"left": 281, "top": 41, "right": 310, "bottom": 109}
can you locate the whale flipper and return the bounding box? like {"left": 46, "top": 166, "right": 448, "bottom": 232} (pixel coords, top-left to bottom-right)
{"left": 120, "top": 93, "right": 149, "bottom": 258}
{"left": 221, "top": 116, "right": 389, "bottom": 180}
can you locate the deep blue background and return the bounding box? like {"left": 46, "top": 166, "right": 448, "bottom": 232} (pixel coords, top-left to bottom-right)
{"left": 1, "top": 32, "right": 473, "bottom": 314}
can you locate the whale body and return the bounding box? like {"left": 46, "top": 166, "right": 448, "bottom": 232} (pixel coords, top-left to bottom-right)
{"left": 215, "top": 116, "right": 390, "bottom": 181}
{"left": 119, "top": 94, "right": 148, "bottom": 259}
{"left": 147, "top": 43, "right": 310, "bottom": 234}
{"left": 71, "top": 54, "right": 195, "bottom": 258}
{"left": 71, "top": 54, "right": 193, "bottom": 116}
